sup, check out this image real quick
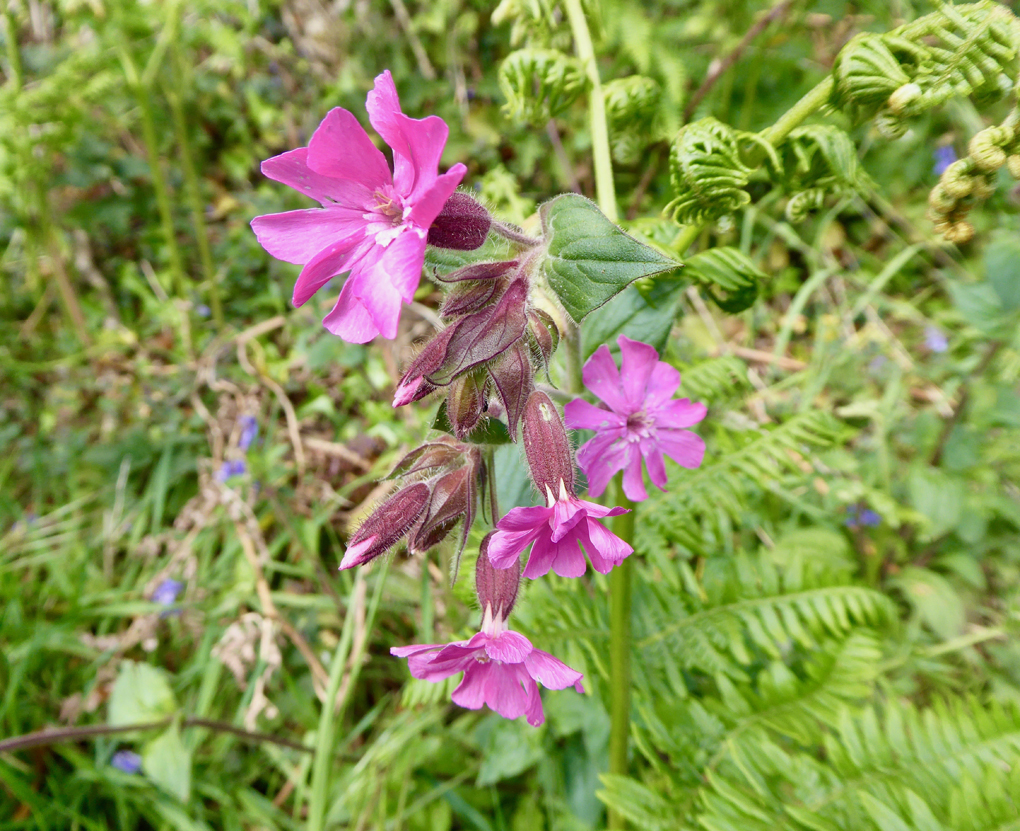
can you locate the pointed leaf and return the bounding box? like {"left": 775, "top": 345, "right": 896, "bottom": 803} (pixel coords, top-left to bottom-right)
{"left": 539, "top": 194, "right": 680, "bottom": 322}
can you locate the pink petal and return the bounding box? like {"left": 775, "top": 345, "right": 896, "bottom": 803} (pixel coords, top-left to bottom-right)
{"left": 406, "top": 165, "right": 468, "bottom": 229}
{"left": 524, "top": 649, "right": 584, "bottom": 690}
{"left": 521, "top": 532, "right": 559, "bottom": 579}
{"left": 251, "top": 208, "right": 365, "bottom": 265}
{"left": 575, "top": 432, "right": 629, "bottom": 498}
{"left": 484, "top": 630, "right": 533, "bottom": 664}
{"left": 339, "top": 535, "right": 377, "bottom": 569}
{"left": 366, "top": 71, "right": 447, "bottom": 201}
{"left": 653, "top": 398, "right": 707, "bottom": 430}
{"left": 621, "top": 449, "right": 648, "bottom": 501}
{"left": 548, "top": 533, "right": 588, "bottom": 579}
{"left": 524, "top": 681, "right": 545, "bottom": 727}
{"left": 306, "top": 107, "right": 391, "bottom": 191}
{"left": 581, "top": 345, "right": 629, "bottom": 414}
{"left": 261, "top": 147, "right": 373, "bottom": 206}
{"left": 488, "top": 528, "right": 541, "bottom": 571}
{"left": 321, "top": 276, "right": 382, "bottom": 343}
{"left": 563, "top": 399, "right": 625, "bottom": 432}
{"left": 549, "top": 497, "right": 586, "bottom": 544}
{"left": 292, "top": 235, "right": 368, "bottom": 307}
{"left": 486, "top": 663, "right": 532, "bottom": 721}
{"left": 579, "top": 518, "right": 633, "bottom": 574}
{"left": 451, "top": 662, "right": 491, "bottom": 710}
{"left": 573, "top": 498, "right": 629, "bottom": 520}
{"left": 640, "top": 439, "right": 668, "bottom": 492}
{"left": 495, "top": 505, "right": 553, "bottom": 533}
{"left": 643, "top": 362, "right": 683, "bottom": 409}
{"left": 365, "top": 227, "right": 428, "bottom": 306}
{"left": 657, "top": 428, "right": 706, "bottom": 469}
{"left": 390, "top": 643, "right": 443, "bottom": 658}
{"left": 618, "top": 336, "right": 660, "bottom": 410}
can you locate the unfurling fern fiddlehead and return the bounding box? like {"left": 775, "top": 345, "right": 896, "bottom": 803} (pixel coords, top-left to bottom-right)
{"left": 499, "top": 48, "right": 588, "bottom": 126}
{"left": 603, "top": 75, "right": 660, "bottom": 165}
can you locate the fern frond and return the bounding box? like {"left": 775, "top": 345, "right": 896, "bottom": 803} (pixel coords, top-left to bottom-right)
{"left": 675, "top": 355, "right": 748, "bottom": 405}
{"left": 636, "top": 411, "right": 847, "bottom": 557}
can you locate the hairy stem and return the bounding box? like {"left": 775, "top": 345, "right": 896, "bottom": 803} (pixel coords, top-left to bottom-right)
{"left": 563, "top": 0, "right": 617, "bottom": 221}
{"left": 608, "top": 486, "right": 636, "bottom": 830}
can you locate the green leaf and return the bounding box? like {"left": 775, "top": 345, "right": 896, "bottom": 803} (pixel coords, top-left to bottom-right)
{"left": 985, "top": 233, "right": 1020, "bottom": 311}
{"left": 948, "top": 281, "right": 1015, "bottom": 337}
{"left": 475, "top": 716, "right": 543, "bottom": 786}
{"left": 108, "top": 661, "right": 178, "bottom": 727}
{"left": 684, "top": 247, "right": 763, "bottom": 313}
{"left": 580, "top": 274, "right": 686, "bottom": 358}
{"left": 908, "top": 465, "right": 964, "bottom": 540}
{"left": 539, "top": 194, "right": 680, "bottom": 322}
{"left": 142, "top": 725, "right": 192, "bottom": 802}
{"left": 493, "top": 443, "right": 534, "bottom": 513}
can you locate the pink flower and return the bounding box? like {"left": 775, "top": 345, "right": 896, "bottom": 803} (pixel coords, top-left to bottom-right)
{"left": 564, "top": 335, "right": 707, "bottom": 502}
{"left": 251, "top": 71, "right": 466, "bottom": 343}
{"left": 488, "top": 482, "right": 633, "bottom": 578}
{"left": 390, "top": 607, "right": 583, "bottom": 727}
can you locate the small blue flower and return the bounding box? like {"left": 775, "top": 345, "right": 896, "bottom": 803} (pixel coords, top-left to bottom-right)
{"left": 196, "top": 304, "right": 211, "bottom": 318}
{"left": 216, "top": 459, "right": 247, "bottom": 482}
{"left": 933, "top": 145, "right": 956, "bottom": 176}
{"left": 924, "top": 325, "right": 948, "bottom": 354}
{"left": 151, "top": 578, "right": 183, "bottom": 606}
{"left": 111, "top": 750, "right": 142, "bottom": 774}
{"left": 238, "top": 416, "right": 258, "bottom": 452}
{"left": 845, "top": 505, "right": 881, "bottom": 530}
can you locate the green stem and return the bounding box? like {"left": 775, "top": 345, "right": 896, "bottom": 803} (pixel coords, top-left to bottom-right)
{"left": 307, "top": 562, "right": 390, "bottom": 831}
{"left": 563, "top": 0, "right": 617, "bottom": 221}
{"left": 563, "top": 323, "right": 584, "bottom": 395}
{"left": 2, "top": 7, "right": 23, "bottom": 91}
{"left": 167, "top": 43, "right": 223, "bottom": 325}
{"left": 669, "top": 223, "right": 702, "bottom": 256}
{"left": 608, "top": 486, "right": 635, "bottom": 831}
{"left": 117, "top": 46, "right": 187, "bottom": 300}
{"left": 759, "top": 77, "right": 833, "bottom": 146}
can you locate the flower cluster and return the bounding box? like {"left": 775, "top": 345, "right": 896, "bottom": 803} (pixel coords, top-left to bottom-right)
{"left": 252, "top": 73, "right": 706, "bottom": 727}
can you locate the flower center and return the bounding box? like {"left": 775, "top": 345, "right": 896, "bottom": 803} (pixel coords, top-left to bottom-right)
{"left": 363, "top": 188, "right": 412, "bottom": 247}
{"left": 625, "top": 411, "right": 653, "bottom": 441}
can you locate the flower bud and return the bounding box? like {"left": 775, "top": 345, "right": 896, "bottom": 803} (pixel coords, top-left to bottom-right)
{"left": 427, "top": 192, "right": 492, "bottom": 251}
{"left": 427, "top": 278, "right": 529, "bottom": 386}
{"left": 476, "top": 532, "right": 520, "bottom": 622}
{"left": 408, "top": 462, "right": 478, "bottom": 557}
{"left": 526, "top": 309, "right": 559, "bottom": 378}
{"left": 393, "top": 325, "right": 459, "bottom": 406}
{"left": 521, "top": 389, "right": 574, "bottom": 498}
{"left": 341, "top": 482, "right": 431, "bottom": 569}
{"left": 440, "top": 276, "right": 506, "bottom": 318}
{"left": 389, "top": 439, "right": 465, "bottom": 479}
{"left": 434, "top": 260, "right": 519, "bottom": 284}
{"left": 488, "top": 340, "right": 533, "bottom": 442}
{"left": 447, "top": 372, "right": 489, "bottom": 439}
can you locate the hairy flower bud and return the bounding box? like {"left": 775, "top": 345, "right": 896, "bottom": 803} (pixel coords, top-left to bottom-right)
{"left": 488, "top": 340, "right": 533, "bottom": 442}
{"left": 440, "top": 276, "right": 507, "bottom": 318}
{"left": 408, "top": 462, "right": 478, "bottom": 557}
{"left": 521, "top": 390, "right": 574, "bottom": 498}
{"left": 341, "top": 483, "right": 431, "bottom": 569}
{"left": 428, "top": 192, "right": 493, "bottom": 251}
{"left": 434, "top": 260, "right": 519, "bottom": 284}
{"left": 393, "top": 326, "right": 458, "bottom": 406}
{"left": 389, "top": 439, "right": 466, "bottom": 479}
{"left": 447, "top": 372, "right": 489, "bottom": 439}
{"left": 475, "top": 532, "right": 520, "bottom": 622}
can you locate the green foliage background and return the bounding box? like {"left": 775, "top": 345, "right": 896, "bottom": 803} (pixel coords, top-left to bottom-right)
{"left": 2, "top": 1, "right": 1020, "bottom": 829}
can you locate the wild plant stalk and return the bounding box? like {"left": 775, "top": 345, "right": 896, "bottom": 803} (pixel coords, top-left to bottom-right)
{"left": 307, "top": 562, "right": 390, "bottom": 831}
{"left": 563, "top": 3, "right": 633, "bottom": 826}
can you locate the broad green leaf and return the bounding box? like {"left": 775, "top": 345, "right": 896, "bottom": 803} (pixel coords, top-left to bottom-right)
{"left": 108, "top": 661, "right": 178, "bottom": 727}
{"left": 581, "top": 275, "right": 686, "bottom": 358}
{"left": 985, "top": 233, "right": 1020, "bottom": 311}
{"left": 948, "top": 281, "right": 1015, "bottom": 337}
{"left": 684, "top": 247, "right": 763, "bottom": 313}
{"left": 539, "top": 194, "right": 680, "bottom": 322}
{"left": 908, "top": 465, "right": 964, "bottom": 540}
{"left": 142, "top": 725, "right": 192, "bottom": 802}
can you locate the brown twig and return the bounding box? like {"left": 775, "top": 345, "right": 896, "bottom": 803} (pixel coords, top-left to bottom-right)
{"left": 683, "top": 0, "right": 796, "bottom": 123}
